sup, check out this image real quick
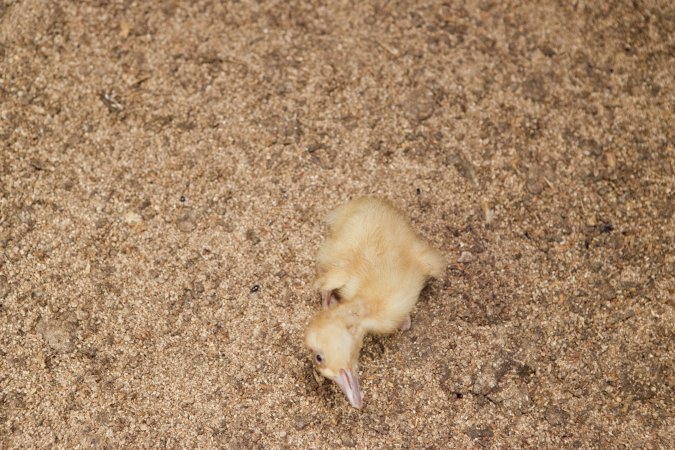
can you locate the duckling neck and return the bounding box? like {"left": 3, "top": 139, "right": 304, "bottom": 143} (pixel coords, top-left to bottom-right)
{"left": 340, "top": 296, "right": 403, "bottom": 335}
{"left": 335, "top": 302, "right": 369, "bottom": 339}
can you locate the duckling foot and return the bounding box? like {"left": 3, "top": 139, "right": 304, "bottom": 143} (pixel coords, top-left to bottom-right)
{"left": 399, "top": 315, "right": 411, "bottom": 331}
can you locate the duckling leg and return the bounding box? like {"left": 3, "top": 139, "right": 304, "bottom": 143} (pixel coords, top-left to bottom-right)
{"left": 315, "top": 272, "right": 346, "bottom": 308}
{"left": 321, "top": 290, "right": 339, "bottom": 308}
{"left": 399, "top": 315, "right": 411, "bottom": 331}
{"left": 321, "top": 289, "right": 340, "bottom": 309}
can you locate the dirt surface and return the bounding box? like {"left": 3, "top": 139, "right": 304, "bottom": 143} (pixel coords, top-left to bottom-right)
{"left": 1, "top": 0, "right": 673, "bottom": 448}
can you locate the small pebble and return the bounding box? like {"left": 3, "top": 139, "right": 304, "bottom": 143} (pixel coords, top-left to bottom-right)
{"left": 176, "top": 208, "right": 197, "bottom": 233}
{"left": 340, "top": 434, "right": 356, "bottom": 448}
{"left": 192, "top": 281, "right": 205, "bottom": 299}
{"left": 544, "top": 405, "right": 570, "bottom": 426}
{"left": 0, "top": 275, "right": 8, "bottom": 299}
{"left": 458, "top": 251, "right": 475, "bottom": 263}
{"left": 307, "top": 143, "right": 324, "bottom": 153}
{"left": 180, "top": 195, "right": 186, "bottom": 202}
{"left": 246, "top": 229, "right": 261, "bottom": 244}
{"left": 405, "top": 87, "right": 435, "bottom": 122}
{"left": 250, "top": 285, "right": 260, "bottom": 293}
{"left": 527, "top": 178, "right": 544, "bottom": 195}
{"left": 294, "top": 416, "right": 311, "bottom": 430}
{"left": 38, "top": 319, "right": 75, "bottom": 354}
{"left": 309, "top": 146, "right": 338, "bottom": 170}
{"left": 450, "top": 151, "right": 478, "bottom": 185}
{"left": 481, "top": 199, "right": 495, "bottom": 224}
{"left": 472, "top": 368, "right": 498, "bottom": 395}
{"left": 124, "top": 212, "right": 142, "bottom": 224}
{"left": 599, "top": 223, "right": 613, "bottom": 233}
{"left": 30, "top": 158, "right": 48, "bottom": 170}
{"left": 465, "top": 425, "right": 494, "bottom": 440}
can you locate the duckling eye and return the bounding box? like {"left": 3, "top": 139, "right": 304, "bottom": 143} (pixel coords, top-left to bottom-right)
{"left": 315, "top": 353, "right": 324, "bottom": 364}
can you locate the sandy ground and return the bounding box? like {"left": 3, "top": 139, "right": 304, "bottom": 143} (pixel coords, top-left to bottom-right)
{"left": 1, "top": 0, "right": 673, "bottom": 448}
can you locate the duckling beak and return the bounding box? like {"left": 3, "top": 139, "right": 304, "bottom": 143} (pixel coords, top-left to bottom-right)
{"left": 335, "top": 368, "right": 362, "bottom": 408}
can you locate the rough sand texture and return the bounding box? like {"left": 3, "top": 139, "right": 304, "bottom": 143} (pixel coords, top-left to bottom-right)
{"left": 1, "top": 0, "right": 673, "bottom": 448}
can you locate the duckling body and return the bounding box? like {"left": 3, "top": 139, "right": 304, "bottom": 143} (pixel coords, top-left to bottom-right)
{"left": 305, "top": 197, "right": 444, "bottom": 408}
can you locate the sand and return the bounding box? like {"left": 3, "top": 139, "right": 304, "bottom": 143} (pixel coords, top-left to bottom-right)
{"left": 1, "top": 0, "right": 673, "bottom": 448}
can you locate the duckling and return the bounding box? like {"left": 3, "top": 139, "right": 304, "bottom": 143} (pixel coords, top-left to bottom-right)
{"left": 305, "top": 197, "right": 444, "bottom": 408}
